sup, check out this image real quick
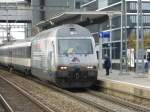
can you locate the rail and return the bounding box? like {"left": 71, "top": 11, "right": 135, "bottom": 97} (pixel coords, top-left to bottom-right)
{"left": 0, "top": 94, "right": 14, "bottom": 112}
{"left": 88, "top": 90, "right": 150, "bottom": 112}
{"left": 0, "top": 76, "right": 59, "bottom": 112}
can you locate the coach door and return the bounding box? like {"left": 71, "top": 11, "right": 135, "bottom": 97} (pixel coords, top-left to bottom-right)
{"left": 48, "top": 41, "right": 54, "bottom": 71}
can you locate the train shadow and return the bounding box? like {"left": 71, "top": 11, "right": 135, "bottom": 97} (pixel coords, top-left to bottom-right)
{"left": 89, "top": 80, "right": 103, "bottom": 91}
{"left": 66, "top": 88, "right": 88, "bottom": 93}
{"left": 66, "top": 80, "right": 103, "bottom": 93}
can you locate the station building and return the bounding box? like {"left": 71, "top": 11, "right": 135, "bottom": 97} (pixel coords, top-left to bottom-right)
{"left": 81, "top": 0, "right": 150, "bottom": 69}
{"left": 32, "top": 0, "right": 150, "bottom": 70}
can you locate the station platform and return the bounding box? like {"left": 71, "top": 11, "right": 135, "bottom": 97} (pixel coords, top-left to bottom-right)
{"left": 97, "top": 69, "right": 150, "bottom": 100}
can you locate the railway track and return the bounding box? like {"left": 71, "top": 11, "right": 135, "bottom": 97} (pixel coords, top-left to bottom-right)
{"left": 0, "top": 68, "right": 150, "bottom": 112}
{"left": 87, "top": 90, "right": 150, "bottom": 112}
{"left": 0, "top": 69, "right": 116, "bottom": 112}
{"left": 31, "top": 78, "right": 115, "bottom": 112}
{"left": 31, "top": 78, "right": 150, "bottom": 112}
{"left": 0, "top": 69, "right": 100, "bottom": 112}
{"left": 0, "top": 76, "right": 58, "bottom": 112}
{"left": 0, "top": 95, "right": 14, "bottom": 112}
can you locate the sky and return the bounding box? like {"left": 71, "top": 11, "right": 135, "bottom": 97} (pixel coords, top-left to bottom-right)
{"left": 0, "top": 0, "right": 25, "bottom": 2}
{"left": 0, "top": 0, "right": 26, "bottom": 43}
{"left": 0, "top": 23, "right": 25, "bottom": 44}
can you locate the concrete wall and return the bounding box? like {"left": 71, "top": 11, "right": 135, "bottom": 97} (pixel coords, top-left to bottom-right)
{"left": 0, "top": 2, "right": 32, "bottom": 22}
{"left": 45, "top": 0, "right": 75, "bottom": 19}
{"left": 32, "top": 0, "right": 84, "bottom": 26}
{"left": 31, "top": 0, "right": 40, "bottom": 25}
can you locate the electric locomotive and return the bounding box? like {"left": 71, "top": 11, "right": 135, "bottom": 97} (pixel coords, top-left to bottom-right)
{"left": 0, "top": 24, "right": 98, "bottom": 88}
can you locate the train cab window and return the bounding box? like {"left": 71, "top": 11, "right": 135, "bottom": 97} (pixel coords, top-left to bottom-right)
{"left": 58, "top": 39, "right": 93, "bottom": 55}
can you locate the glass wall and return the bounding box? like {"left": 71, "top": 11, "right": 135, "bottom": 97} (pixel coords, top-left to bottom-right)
{"left": 98, "top": 0, "right": 121, "bottom": 10}
{"left": 127, "top": 15, "right": 150, "bottom": 27}
{"left": 112, "top": 29, "right": 121, "bottom": 41}
{"left": 127, "top": 1, "right": 150, "bottom": 54}
{"left": 127, "top": 1, "right": 150, "bottom": 13}
{"left": 82, "top": 0, "right": 150, "bottom": 69}
{"left": 102, "top": 42, "right": 120, "bottom": 59}
{"left": 100, "top": 1, "right": 150, "bottom": 58}
{"left": 128, "top": 28, "right": 150, "bottom": 50}
{"left": 108, "top": 0, "right": 121, "bottom": 5}
{"left": 112, "top": 16, "right": 121, "bottom": 28}
{"left": 98, "top": 0, "right": 108, "bottom": 9}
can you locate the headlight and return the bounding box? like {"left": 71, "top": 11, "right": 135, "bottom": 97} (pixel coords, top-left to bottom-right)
{"left": 87, "top": 66, "right": 96, "bottom": 69}
{"left": 87, "top": 66, "right": 93, "bottom": 69}
{"left": 58, "top": 66, "right": 68, "bottom": 70}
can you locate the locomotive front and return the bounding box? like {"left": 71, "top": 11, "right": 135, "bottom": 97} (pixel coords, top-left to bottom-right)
{"left": 55, "top": 25, "right": 98, "bottom": 88}
{"left": 56, "top": 38, "right": 97, "bottom": 88}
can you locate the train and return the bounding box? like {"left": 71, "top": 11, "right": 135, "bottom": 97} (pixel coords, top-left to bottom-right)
{"left": 0, "top": 24, "right": 98, "bottom": 88}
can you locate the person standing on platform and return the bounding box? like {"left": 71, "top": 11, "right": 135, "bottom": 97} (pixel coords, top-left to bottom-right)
{"left": 104, "top": 55, "right": 111, "bottom": 76}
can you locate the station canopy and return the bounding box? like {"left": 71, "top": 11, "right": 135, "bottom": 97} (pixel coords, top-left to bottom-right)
{"left": 36, "top": 11, "right": 121, "bottom": 28}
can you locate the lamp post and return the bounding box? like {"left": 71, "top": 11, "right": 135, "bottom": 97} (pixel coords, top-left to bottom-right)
{"left": 109, "top": 14, "right": 112, "bottom": 72}
{"left": 136, "top": 0, "right": 144, "bottom": 74}
{"left": 120, "top": 0, "right": 128, "bottom": 73}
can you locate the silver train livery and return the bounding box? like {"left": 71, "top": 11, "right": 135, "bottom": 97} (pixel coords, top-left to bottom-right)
{"left": 0, "top": 24, "right": 98, "bottom": 88}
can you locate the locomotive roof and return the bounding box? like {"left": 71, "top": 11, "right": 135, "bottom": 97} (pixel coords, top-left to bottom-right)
{"left": 0, "top": 40, "right": 31, "bottom": 49}
{"left": 0, "top": 24, "right": 92, "bottom": 49}
{"left": 34, "top": 24, "right": 92, "bottom": 39}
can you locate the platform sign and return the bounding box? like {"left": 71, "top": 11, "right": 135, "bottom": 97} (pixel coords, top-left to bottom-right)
{"left": 99, "top": 32, "right": 110, "bottom": 38}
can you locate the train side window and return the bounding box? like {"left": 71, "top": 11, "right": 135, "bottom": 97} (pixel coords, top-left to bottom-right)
{"left": 22, "top": 47, "right": 25, "bottom": 57}
{"left": 23, "top": 47, "right": 26, "bottom": 57}
{"left": 19, "top": 48, "right": 21, "bottom": 57}
{"left": 14, "top": 48, "right": 15, "bottom": 56}
{"left": 11, "top": 48, "right": 15, "bottom": 56}
{"left": 27, "top": 46, "right": 31, "bottom": 58}
{"left": 0, "top": 50, "right": 1, "bottom": 55}
{"left": 0, "top": 49, "right": 1, "bottom": 55}
{"left": 16, "top": 48, "right": 18, "bottom": 57}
